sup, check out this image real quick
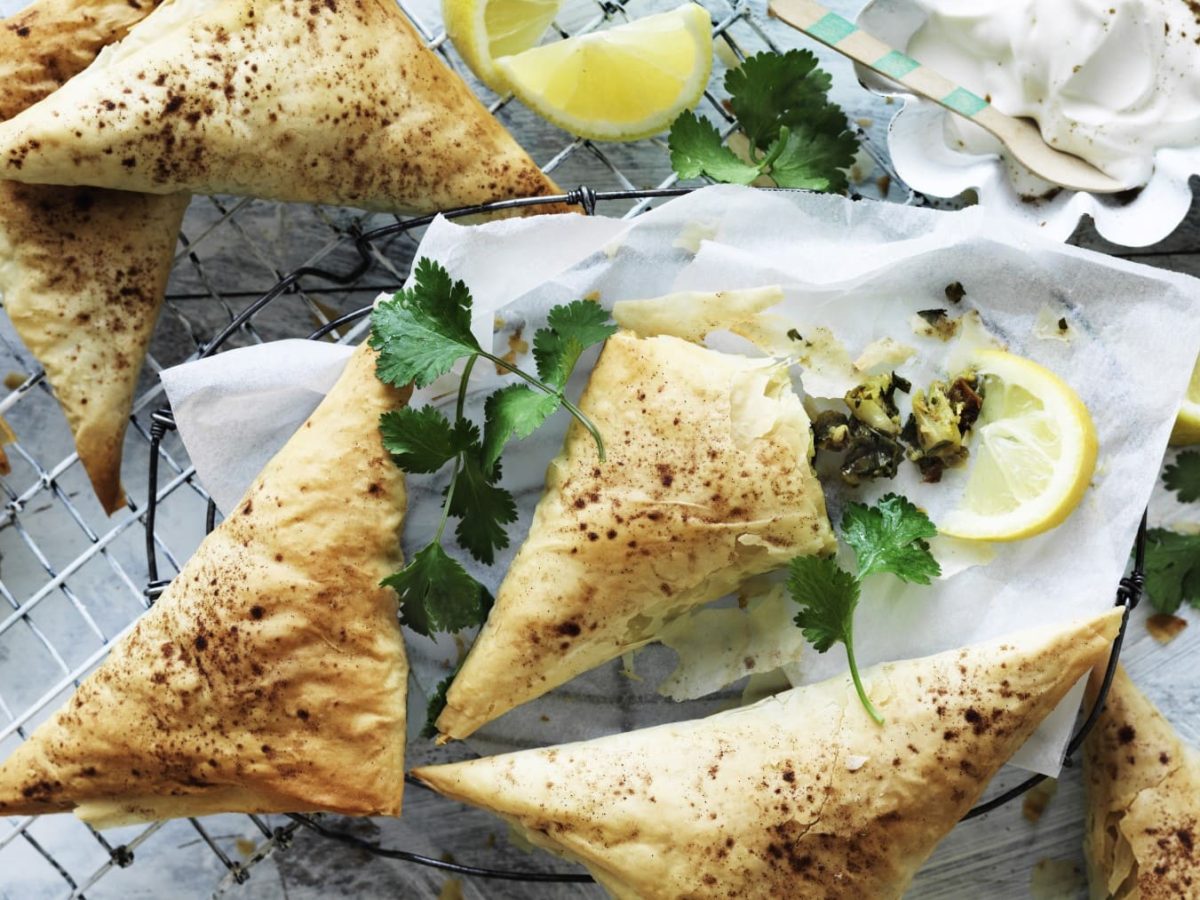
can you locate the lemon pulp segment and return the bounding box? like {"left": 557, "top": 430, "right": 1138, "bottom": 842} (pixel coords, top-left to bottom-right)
{"left": 940, "top": 350, "right": 1097, "bottom": 542}
{"left": 1169, "top": 353, "right": 1200, "bottom": 446}
{"left": 443, "top": 0, "right": 561, "bottom": 92}
{"left": 496, "top": 4, "right": 713, "bottom": 141}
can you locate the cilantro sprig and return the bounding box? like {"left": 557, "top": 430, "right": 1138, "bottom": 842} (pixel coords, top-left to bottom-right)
{"left": 668, "top": 50, "right": 858, "bottom": 192}
{"left": 1163, "top": 451, "right": 1200, "bottom": 503}
{"left": 1144, "top": 528, "right": 1200, "bottom": 616}
{"left": 371, "top": 258, "right": 615, "bottom": 640}
{"left": 788, "top": 494, "right": 941, "bottom": 725}
{"left": 1144, "top": 452, "right": 1200, "bottom": 615}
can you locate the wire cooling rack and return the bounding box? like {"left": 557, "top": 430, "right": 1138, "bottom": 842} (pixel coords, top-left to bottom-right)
{"left": 0, "top": 0, "right": 1145, "bottom": 896}
{"left": 6, "top": 179, "right": 1151, "bottom": 895}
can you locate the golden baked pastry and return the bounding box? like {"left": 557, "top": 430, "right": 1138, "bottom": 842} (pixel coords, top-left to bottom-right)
{"left": 0, "top": 0, "right": 186, "bottom": 513}
{"left": 1083, "top": 665, "right": 1200, "bottom": 899}
{"left": 0, "top": 0, "right": 160, "bottom": 114}
{"left": 437, "top": 329, "right": 836, "bottom": 739}
{"left": 0, "top": 343, "right": 410, "bottom": 827}
{"left": 0, "top": 0, "right": 565, "bottom": 214}
{"left": 416, "top": 610, "right": 1122, "bottom": 899}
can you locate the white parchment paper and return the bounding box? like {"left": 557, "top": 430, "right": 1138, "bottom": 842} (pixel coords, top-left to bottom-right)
{"left": 162, "top": 185, "right": 1200, "bottom": 775}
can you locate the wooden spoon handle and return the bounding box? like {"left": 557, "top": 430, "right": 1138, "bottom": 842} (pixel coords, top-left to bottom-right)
{"left": 768, "top": 0, "right": 993, "bottom": 124}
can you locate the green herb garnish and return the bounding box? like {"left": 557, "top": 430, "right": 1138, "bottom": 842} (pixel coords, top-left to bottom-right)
{"left": 421, "top": 669, "right": 457, "bottom": 739}
{"left": 1163, "top": 451, "right": 1200, "bottom": 503}
{"left": 370, "top": 258, "right": 615, "bottom": 639}
{"left": 1143, "top": 527, "right": 1200, "bottom": 616}
{"left": 668, "top": 49, "right": 858, "bottom": 192}
{"left": 788, "top": 494, "right": 941, "bottom": 725}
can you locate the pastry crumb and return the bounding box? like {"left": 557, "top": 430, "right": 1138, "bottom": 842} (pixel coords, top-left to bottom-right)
{"left": 910, "top": 309, "right": 959, "bottom": 341}
{"left": 1021, "top": 777, "right": 1057, "bottom": 822}
{"left": 1033, "top": 304, "right": 1073, "bottom": 342}
{"left": 854, "top": 337, "right": 916, "bottom": 373}
{"left": 1146, "top": 613, "right": 1188, "bottom": 643}
{"left": 1030, "top": 858, "right": 1084, "bottom": 899}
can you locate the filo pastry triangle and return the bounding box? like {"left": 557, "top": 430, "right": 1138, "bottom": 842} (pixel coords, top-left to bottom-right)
{"left": 438, "top": 315, "right": 836, "bottom": 740}
{"left": 416, "top": 609, "right": 1123, "bottom": 899}
{"left": 1083, "top": 665, "right": 1200, "bottom": 899}
{"left": 0, "top": 0, "right": 188, "bottom": 513}
{"left": 0, "top": 343, "right": 410, "bottom": 827}
{"left": 0, "top": 0, "right": 565, "bottom": 214}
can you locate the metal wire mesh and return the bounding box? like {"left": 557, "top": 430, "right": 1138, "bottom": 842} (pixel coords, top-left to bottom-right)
{"left": 0, "top": 0, "right": 1108, "bottom": 894}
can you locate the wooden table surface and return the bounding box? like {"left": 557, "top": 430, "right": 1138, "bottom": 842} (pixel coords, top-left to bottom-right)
{"left": 0, "top": 0, "right": 1196, "bottom": 896}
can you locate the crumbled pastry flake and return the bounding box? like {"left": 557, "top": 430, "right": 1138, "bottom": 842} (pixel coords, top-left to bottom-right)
{"left": 910, "top": 309, "right": 959, "bottom": 341}
{"left": 656, "top": 587, "right": 807, "bottom": 701}
{"left": 613, "top": 286, "right": 784, "bottom": 343}
{"left": 854, "top": 337, "right": 917, "bottom": 373}
{"left": 1021, "top": 777, "right": 1058, "bottom": 822}
{"left": 672, "top": 220, "right": 719, "bottom": 253}
{"left": 1145, "top": 613, "right": 1187, "bottom": 644}
{"left": 1033, "top": 304, "right": 1074, "bottom": 343}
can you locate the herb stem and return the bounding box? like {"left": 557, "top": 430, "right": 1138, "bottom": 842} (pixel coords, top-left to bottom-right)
{"left": 758, "top": 125, "right": 789, "bottom": 172}
{"left": 558, "top": 395, "right": 607, "bottom": 463}
{"left": 434, "top": 354, "right": 478, "bottom": 544}
{"left": 480, "top": 350, "right": 607, "bottom": 462}
{"left": 456, "top": 355, "right": 476, "bottom": 421}
{"left": 844, "top": 613, "right": 884, "bottom": 726}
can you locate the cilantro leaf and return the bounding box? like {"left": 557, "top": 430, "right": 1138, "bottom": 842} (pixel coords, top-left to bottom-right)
{"left": 370, "top": 258, "right": 480, "bottom": 388}
{"left": 765, "top": 123, "right": 859, "bottom": 194}
{"left": 1143, "top": 528, "right": 1200, "bottom": 615}
{"left": 788, "top": 555, "right": 860, "bottom": 652}
{"left": 532, "top": 300, "right": 618, "bottom": 389}
{"left": 1163, "top": 451, "right": 1200, "bottom": 503}
{"left": 726, "top": 49, "right": 832, "bottom": 151}
{"left": 788, "top": 553, "right": 882, "bottom": 725}
{"left": 421, "top": 670, "right": 456, "bottom": 739}
{"left": 373, "top": 265, "right": 610, "bottom": 642}
{"left": 384, "top": 543, "right": 492, "bottom": 637}
{"left": 668, "top": 111, "right": 762, "bottom": 185}
{"left": 379, "top": 406, "right": 467, "bottom": 474}
{"left": 667, "top": 49, "right": 858, "bottom": 194}
{"left": 482, "top": 385, "right": 562, "bottom": 473}
{"left": 787, "top": 493, "right": 941, "bottom": 725}
{"left": 842, "top": 493, "right": 941, "bottom": 584}
{"left": 449, "top": 453, "right": 518, "bottom": 565}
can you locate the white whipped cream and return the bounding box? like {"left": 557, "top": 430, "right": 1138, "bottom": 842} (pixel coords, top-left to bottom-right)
{"left": 906, "top": 0, "right": 1200, "bottom": 187}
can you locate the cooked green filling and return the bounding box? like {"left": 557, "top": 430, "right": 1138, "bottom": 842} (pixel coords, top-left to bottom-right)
{"left": 902, "top": 374, "right": 983, "bottom": 483}
{"left": 814, "top": 371, "right": 982, "bottom": 485}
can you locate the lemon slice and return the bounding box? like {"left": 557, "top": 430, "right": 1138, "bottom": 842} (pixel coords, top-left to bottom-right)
{"left": 495, "top": 4, "right": 713, "bottom": 142}
{"left": 1169, "top": 353, "right": 1200, "bottom": 446}
{"left": 940, "top": 350, "right": 1098, "bottom": 542}
{"left": 443, "top": 0, "right": 563, "bottom": 92}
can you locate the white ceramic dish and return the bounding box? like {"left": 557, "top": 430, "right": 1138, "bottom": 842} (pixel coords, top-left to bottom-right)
{"left": 854, "top": 0, "right": 1200, "bottom": 247}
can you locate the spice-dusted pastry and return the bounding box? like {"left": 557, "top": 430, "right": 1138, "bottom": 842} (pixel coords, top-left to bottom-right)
{"left": 0, "top": 0, "right": 186, "bottom": 513}
{"left": 0, "top": 344, "right": 409, "bottom": 827}
{"left": 1083, "top": 665, "right": 1200, "bottom": 899}
{"left": 437, "top": 329, "right": 836, "bottom": 740}
{"left": 416, "top": 610, "right": 1122, "bottom": 899}
{"left": 0, "top": 0, "right": 565, "bottom": 214}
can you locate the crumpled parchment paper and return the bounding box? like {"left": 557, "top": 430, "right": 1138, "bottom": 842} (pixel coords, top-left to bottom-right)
{"left": 162, "top": 185, "right": 1200, "bottom": 774}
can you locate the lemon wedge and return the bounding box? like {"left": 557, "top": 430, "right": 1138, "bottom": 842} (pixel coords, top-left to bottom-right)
{"left": 443, "top": 0, "right": 562, "bottom": 92}
{"left": 495, "top": 4, "right": 713, "bottom": 141}
{"left": 939, "top": 350, "right": 1098, "bottom": 542}
{"left": 1169, "top": 353, "right": 1200, "bottom": 446}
